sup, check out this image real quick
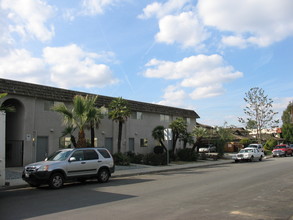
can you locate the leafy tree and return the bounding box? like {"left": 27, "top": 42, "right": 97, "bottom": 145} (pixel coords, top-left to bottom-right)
{"left": 108, "top": 97, "right": 131, "bottom": 153}
{"left": 246, "top": 119, "right": 257, "bottom": 129}
{"left": 53, "top": 95, "right": 100, "bottom": 148}
{"left": 0, "top": 93, "right": 15, "bottom": 112}
{"left": 169, "top": 117, "right": 187, "bottom": 155}
{"left": 152, "top": 125, "right": 167, "bottom": 152}
{"left": 238, "top": 87, "right": 279, "bottom": 143}
{"left": 281, "top": 102, "right": 293, "bottom": 143}
{"left": 214, "top": 124, "right": 233, "bottom": 156}
{"left": 264, "top": 138, "right": 277, "bottom": 151}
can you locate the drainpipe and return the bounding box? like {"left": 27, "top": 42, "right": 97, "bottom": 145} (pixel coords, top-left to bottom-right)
{"left": 0, "top": 111, "right": 6, "bottom": 186}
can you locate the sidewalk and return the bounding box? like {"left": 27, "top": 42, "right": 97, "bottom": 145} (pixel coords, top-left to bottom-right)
{"left": 3, "top": 158, "right": 233, "bottom": 189}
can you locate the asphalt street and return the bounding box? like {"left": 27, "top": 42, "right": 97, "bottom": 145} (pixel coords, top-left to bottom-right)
{"left": 1, "top": 157, "right": 293, "bottom": 220}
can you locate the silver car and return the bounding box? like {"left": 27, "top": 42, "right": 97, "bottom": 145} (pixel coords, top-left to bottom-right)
{"left": 22, "top": 148, "right": 115, "bottom": 189}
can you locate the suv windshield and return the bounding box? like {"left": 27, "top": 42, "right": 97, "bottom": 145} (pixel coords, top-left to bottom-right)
{"left": 46, "top": 150, "right": 72, "bottom": 161}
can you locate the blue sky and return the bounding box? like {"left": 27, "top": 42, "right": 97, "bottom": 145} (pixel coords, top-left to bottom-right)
{"left": 0, "top": 0, "right": 292, "bottom": 127}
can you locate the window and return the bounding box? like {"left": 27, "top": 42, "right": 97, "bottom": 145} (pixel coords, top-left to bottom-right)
{"left": 44, "top": 100, "right": 54, "bottom": 111}
{"left": 98, "top": 149, "right": 111, "bottom": 158}
{"left": 44, "top": 100, "right": 64, "bottom": 111}
{"left": 131, "top": 112, "right": 143, "bottom": 120}
{"left": 100, "top": 106, "right": 108, "bottom": 116}
{"left": 84, "top": 150, "right": 99, "bottom": 160}
{"left": 186, "top": 118, "right": 191, "bottom": 124}
{"left": 71, "top": 150, "right": 84, "bottom": 161}
{"left": 140, "top": 138, "right": 148, "bottom": 147}
{"left": 160, "top": 114, "right": 170, "bottom": 122}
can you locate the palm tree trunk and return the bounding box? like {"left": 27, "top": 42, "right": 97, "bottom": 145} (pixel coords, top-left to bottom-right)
{"left": 71, "top": 135, "right": 77, "bottom": 148}
{"left": 77, "top": 129, "right": 86, "bottom": 148}
{"left": 90, "top": 125, "right": 95, "bottom": 147}
{"left": 117, "top": 121, "right": 123, "bottom": 153}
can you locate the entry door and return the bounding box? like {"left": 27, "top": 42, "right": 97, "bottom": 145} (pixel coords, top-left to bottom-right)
{"left": 129, "top": 138, "right": 135, "bottom": 152}
{"left": 6, "top": 140, "right": 23, "bottom": 167}
{"left": 36, "top": 136, "right": 48, "bottom": 162}
{"left": 104, "top": 138, "right": 113, "bottom": 153}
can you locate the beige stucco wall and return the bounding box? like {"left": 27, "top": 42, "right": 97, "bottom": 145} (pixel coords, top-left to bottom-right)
{"left": 2, "top": 94, "right": 197, "bottom": 166}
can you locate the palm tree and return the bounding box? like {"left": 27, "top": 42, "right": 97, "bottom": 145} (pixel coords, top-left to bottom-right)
{"left": 192, "top": 126, "right": 208, "bottom": 152}
{"left": 86, "top": 97, "right": 103, "bottom": 147}
{"left": 169, "top": 117, "right": 187, "bottom": 155}
{"left": 61, "top": 125, "right": 77, "bottom": 148}
{"left": 152, "top": 125, "right": 167, "bottom": 152}
{"left": 108, "top": 97, "right": 131, "bottom": 153}
{"left": 53, "top": 95, "right": 99, "bottom": 148}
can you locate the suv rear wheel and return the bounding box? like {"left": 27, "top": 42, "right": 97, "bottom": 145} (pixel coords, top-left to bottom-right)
{"left": 98, "top": 169, "right": 110, "bottom": 183}
{"left": 49, "top": 173, "right": 64, "bottom": 189}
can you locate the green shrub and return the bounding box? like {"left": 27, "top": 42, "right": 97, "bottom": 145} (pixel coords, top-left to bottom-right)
{"left": 143, "top": 153, "right": 167, "bottom": 166}
{"left": 113, "top": 152, "right": 130, "bottom": 166}
{"left": 154, "top": 146, "right": 164, "bottom": 154}
{"left": 177, "top": 148, "right": 198, "bottom": 161}
{"left": 128, "top": 152, "right": 144, "bottom": 164}
{"left": 264, "top": 138, "right": 277, "bottom": 151}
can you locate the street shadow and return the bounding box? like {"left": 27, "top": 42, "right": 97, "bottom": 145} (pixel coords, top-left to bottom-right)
{"left": 0, "top": 177, "right": 153, "bottom": 220}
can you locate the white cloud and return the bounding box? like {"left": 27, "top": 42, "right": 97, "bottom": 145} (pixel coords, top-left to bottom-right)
{"left": 157, "top": 85, "right": 187, "bottom": 107}
{"left": 189, "top": 84, "right": 225, "bottom": 100}
{"left": 81, "top": 0, "right": 123, "bottom": 15}
{"left": 143, "top": 54, "right": 243, "bottom": 100}
{"left": 198, "top": 0, "right": 293, "bottom": 47}
{"left": 0, "top": 49, "right": 47, "bottom": 84}
{"left": 138, "top": 0, "right": 191, "bottom": 19}
{"left": 0, "top": 45, "right": 119, "bottom": 89}
{"left": 0, "top": 0, "right": 55, "bottom": 42}
{"left": 155, "top": 12, "right": 209, "bottom": 48}
{"left": 43, "top": 44, "right": 119, "bottom": 88}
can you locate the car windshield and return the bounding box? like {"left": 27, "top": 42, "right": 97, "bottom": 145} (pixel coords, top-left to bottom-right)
{"left": 274, "top": 146, "right": 286, "bottom": 149}
{"left": 46, "top": 150, "right": 72, "bottom": 161}
{"left": 248, "top": 145, "right": 257, "bottom": 148}
{"left": 239, "top": 149, "right": 253, "bottom": 153}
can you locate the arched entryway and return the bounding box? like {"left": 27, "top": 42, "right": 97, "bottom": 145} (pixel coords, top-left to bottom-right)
{"left": 3, "top": 99, "right": 25, "bottom": 167}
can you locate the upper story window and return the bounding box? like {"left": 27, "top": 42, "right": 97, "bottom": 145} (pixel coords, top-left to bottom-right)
{"left": 100, "top": 106, "right": 108, "bottom": 116}
{"left": 131, "top": 112, "right": 143, "bottom": 120}
{"left": 186, "top": 117, "right": 191, "bottom": 124}
{"left": 44, "top": 100, "right": 65, "bottom": 111}
{"left": 160, "top": 114, "right": 170, "bottom": 122}
{"left": 44, "top": 100, "right": 54, "bottom": 111}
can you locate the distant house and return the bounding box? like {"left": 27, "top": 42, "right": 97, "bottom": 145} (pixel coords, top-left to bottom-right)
{"left": 0, "top": 78, "right": 199, "bottom": 167}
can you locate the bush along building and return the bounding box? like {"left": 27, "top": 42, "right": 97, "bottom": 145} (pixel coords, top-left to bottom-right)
{"left": 0, "top": 78, "right": 199, "bottom": 167}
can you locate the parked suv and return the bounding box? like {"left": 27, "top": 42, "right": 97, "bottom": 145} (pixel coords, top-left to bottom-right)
{"left": 22, "top": 148, "right": 115, "bottom": 189}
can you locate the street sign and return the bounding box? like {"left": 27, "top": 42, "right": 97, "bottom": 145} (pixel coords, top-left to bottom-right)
{"left": 164, "top": 128, "right": 172, "bottom": 141}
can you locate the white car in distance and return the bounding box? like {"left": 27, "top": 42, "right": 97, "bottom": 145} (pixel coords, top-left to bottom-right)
{"left": 233, "top": 147, "right": 264, "bottom": 162}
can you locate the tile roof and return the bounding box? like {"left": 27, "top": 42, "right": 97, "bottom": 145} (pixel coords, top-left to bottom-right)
{"left": 0, "top": 78, "right": 199, "bottom": 118}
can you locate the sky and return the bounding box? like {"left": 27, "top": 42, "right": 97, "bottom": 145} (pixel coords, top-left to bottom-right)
{"left": 0, "top": 0, "right": 292, "bottom": 127}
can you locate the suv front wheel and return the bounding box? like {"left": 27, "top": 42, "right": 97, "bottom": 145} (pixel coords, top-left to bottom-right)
{"left": 49, "top": 173, "right": 64, "bottom": 189}
{"left": 98, "top": 169, "right": 110, "bottom": 183}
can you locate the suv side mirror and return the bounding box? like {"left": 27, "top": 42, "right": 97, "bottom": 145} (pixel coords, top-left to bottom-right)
{"left": 69, "top": 157, "right": 77, "bottom": 162}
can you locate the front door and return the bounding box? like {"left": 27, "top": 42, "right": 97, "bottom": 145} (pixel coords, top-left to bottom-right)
{"left": 36, "top": 136, "right": 48, "bottom": 162}
{"left": 129, "top": 138, "right": 134, "bottom": 152}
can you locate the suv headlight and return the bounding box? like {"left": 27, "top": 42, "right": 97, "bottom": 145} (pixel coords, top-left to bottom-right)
{"left": 37, "top": 165, "right": 49, "bottom": 171}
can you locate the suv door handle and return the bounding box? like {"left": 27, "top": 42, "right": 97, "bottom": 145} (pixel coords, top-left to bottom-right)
{"left": 81, "top": 162, "right": 86, "bottom": 164}
{"left": 98, "top": 160, "right": 102, "bottom": 163}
